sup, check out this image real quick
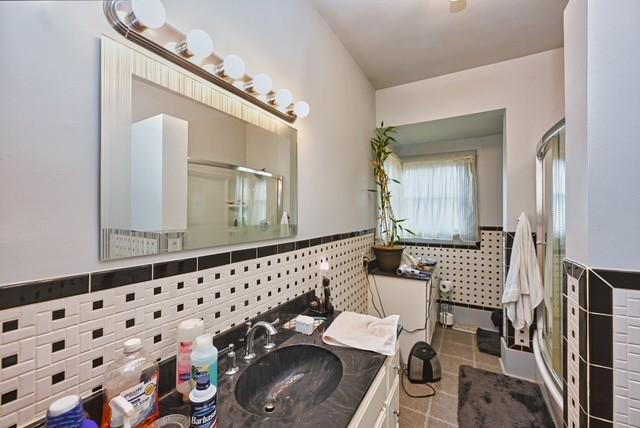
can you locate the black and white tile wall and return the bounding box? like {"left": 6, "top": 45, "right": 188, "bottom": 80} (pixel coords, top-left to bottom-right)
{"left": 562, "top": 261, "right": 640, "bottom": 428}
{"left": 0, "top": 230, "right": 373, "bottom": 428}
{"left": 403, "top": 228, "right": 504, "bottom": 311}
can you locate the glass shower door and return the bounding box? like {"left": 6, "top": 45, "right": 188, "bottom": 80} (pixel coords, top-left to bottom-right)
{"left": 537, "top": 120, "right": 565, "bottom": 385}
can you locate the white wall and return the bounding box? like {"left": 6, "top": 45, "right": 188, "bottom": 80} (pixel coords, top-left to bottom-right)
{"left": 0, "top": 0, "right": 376, "bottom": 284}
{"left": 392, "top": 134, "right": 503, "bottom": 227}
{"left": 564, "top": 0, "right": 640, "bottom": 270}
{"left": 563, "top": 0, "right": 588, "bottom": 264}
{"left": 376, "top": 49, "right": 565, "bottom": 231}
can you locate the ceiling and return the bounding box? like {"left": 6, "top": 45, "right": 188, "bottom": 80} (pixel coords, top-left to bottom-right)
{"left": 394, "top": 109, "right": 504, "bottom": 145}
{"left": 313, "top": 0, "right": 568, "bottom": 89}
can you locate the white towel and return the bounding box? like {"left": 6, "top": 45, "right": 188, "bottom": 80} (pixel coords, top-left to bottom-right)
{"left": 502, "top": 212, "right": 544, "bottom": 330}
{"left": 322, "top": 312, "right": 399, "bottom": 356}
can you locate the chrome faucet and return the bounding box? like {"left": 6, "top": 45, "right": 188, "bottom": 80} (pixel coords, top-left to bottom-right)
{"left": 243, "top": 321, "right": 278, "bottom": 360}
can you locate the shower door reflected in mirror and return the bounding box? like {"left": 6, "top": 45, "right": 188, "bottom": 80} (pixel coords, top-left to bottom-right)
{"left": 536, "top": 120, "right": 566, "bottom": 385}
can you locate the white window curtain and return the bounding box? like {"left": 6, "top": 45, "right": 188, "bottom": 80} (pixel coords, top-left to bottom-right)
{"left": 386, "top": 153, "right": 479, "bottom": 242}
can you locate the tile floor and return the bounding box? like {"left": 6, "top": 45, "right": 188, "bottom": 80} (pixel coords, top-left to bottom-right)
{"left": 399, "top": 325, "right": 503, "bottom": 428}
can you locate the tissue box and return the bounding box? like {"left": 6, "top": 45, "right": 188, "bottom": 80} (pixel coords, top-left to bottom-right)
{"left": 295, "top": 315, "right": 315, "bottom": 335}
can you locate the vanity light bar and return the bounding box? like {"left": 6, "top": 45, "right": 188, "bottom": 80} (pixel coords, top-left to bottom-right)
{"left": 106, "top": 0, "right": 309, "bottom": 122}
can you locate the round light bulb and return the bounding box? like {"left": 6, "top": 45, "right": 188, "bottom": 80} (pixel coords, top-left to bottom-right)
{"left": 130, "top": 0, "right": 166, "bottom": 29}
{"left": 274, "top": 89, "right": 293, "bottom": 108}
{"left": 252, "top": 73, "right": 272, "bottom": 95}
{"left": 293, "top": 101, "right": 310, "bottom": 118}
{"left": 222, "top": 54, "right": 245, "bottom": 80}
{"left": 186, "top": 29, "right": 214, "bottom": 58}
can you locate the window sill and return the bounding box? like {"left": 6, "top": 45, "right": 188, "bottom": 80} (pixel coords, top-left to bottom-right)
{"left": 399, "top": 238, "right": 481, "bottom": 250}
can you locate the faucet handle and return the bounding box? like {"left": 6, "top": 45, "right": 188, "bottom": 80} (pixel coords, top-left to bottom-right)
{"left": 225, "top": 343, "right": 239, "bottom": 375}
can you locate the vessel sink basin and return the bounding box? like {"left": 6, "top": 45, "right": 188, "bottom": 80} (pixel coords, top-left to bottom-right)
{"left": 234, "top": 344, "right": 343, "bottom": 418}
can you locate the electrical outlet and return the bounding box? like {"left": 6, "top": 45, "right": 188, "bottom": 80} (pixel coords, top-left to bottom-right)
{"left": 361, "top": 253, "right": 370, "bottom": 268}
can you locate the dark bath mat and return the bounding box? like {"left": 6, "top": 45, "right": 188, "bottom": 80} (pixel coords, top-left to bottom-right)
{"left": 476, "top": 328, "right": 501, "bottom": 357}
{"left": 458, "top": 366, "right": 554, "bottom": 428}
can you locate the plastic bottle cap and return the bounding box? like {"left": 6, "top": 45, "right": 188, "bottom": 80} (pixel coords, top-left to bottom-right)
{"left": 196, "top": 373, "right": 210, "bottom": 390}
{"left": 123, "top": 338, "right": 142, "bottom": 353}
{"left": 194, "top": 334, "right": 212, "bottom": 350}
{"left": 177, "top": 319, "right": 205, "bottom": 341}
{"left": 47, "top": 395, "right": 80, "bottom": 417}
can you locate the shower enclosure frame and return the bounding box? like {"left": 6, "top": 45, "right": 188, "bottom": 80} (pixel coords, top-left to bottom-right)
{"left": 534, "top": 119, "right": 566, "bottom": 417}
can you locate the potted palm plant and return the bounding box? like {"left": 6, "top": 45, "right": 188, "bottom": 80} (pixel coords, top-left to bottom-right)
{"left": 370, "top": 122, "right": 412, "bottom": 272}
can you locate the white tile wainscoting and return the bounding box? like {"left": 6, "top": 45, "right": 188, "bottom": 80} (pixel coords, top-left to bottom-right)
{"left": 403, "top": 228, "right": 504, "bottom": 310}
{"left": 0, "top": 231, "right": 373, "bottom": 428}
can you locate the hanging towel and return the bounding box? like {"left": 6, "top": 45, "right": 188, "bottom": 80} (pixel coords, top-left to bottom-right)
{"left": 322, "top": 312, "right": 399, "bottom": 356}
{"left": 502, "top": 212, "right": 544, "bottom": 330}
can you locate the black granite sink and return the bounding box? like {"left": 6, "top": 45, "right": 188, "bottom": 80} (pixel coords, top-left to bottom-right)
{"left": 234, "top": 344, "right": 343, "bottom": 418}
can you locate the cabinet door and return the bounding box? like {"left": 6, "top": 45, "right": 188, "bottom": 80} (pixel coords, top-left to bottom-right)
{"left": 386, "top": 376, "right": 400, "bottom": 428}
{"left": 348, "top": 366, "right": 387, "bottom": 428}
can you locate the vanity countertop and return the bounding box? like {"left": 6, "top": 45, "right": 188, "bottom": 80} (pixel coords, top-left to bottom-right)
{"left": 159, "top": 311, "right": 389, "bottom": 428}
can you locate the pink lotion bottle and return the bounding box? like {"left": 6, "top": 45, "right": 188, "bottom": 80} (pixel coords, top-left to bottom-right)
{"left": 176, "top": 319, "right": 205, "bottom": 402}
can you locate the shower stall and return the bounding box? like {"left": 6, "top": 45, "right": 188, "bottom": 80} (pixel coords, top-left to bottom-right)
{"left": 534, "top": 119, "right": 565, "bottom": 423}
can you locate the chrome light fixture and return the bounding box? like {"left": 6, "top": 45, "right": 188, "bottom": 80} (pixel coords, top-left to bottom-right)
{"left": 105, "top": 0, "right": 310, "bottom": 121}
{"left": 177, "top": 29, "right": 214, "bottom": 58}
{"left": 129, "top": 0, "right": 166, "bottom": 29}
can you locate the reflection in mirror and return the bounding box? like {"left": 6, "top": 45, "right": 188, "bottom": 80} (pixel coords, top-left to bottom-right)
{"left": 101, "top": 72, "right": 297, "bottom": 260}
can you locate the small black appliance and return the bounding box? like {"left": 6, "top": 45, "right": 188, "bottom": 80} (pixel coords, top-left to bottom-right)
{"left": 407, "top": 341, "right": 441, "bottom": 383}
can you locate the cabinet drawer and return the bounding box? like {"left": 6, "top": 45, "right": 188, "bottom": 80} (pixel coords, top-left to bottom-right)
{"left": 385, "top": 347, "right": 401, "bottom": 391}
{"left": 348, "top": 366, "right": 387, "bottom": 428}
{"left": 373, "top": 407, "right": 387, "bottom": 428}
{"left": 385, "top": 376, "right": 400, "bottom": 428}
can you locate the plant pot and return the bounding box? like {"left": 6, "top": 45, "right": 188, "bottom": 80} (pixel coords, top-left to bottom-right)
{"left": 372, "top": 245, "right": 405, "bottom": 272}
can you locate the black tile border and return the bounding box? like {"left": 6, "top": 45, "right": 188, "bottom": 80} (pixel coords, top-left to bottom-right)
{"left": 0, "top": 228, "right": 375, "bottom": 309}
{"left": 197, "top": 252, "right": 230, "bottom": 270}
{"left": 593, "top": 268, "right": 640, "bottom": 291}
{"left": 91, "top": 265, "right": 152, "bottom": 292}
{"left": 0, "top": 275, "right": 89, "bottom": 311}
{"left": 153, "top": 258, "right": 197, "bottom": 279}
{"left": 400, "top": 226, "right": 503, "bottom": 251}
{"left": 435, "top": 299, "right": 498, "bottom": 313}
{"left": 230, "top": 248, "right": 256, "bottom": 263}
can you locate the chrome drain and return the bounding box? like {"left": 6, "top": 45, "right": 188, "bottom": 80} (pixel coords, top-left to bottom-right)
{"left": 264, "top": 403, "right": 276, "bottom": 413}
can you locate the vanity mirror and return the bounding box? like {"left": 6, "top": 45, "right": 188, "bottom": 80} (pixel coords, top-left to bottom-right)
{"left": 100, "top": 36, "right": 297, "bottom": 261}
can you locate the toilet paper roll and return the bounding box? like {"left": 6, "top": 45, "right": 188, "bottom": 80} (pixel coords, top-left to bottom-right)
{"left": 440, "top": 280, "right": 452, "bottom": 293}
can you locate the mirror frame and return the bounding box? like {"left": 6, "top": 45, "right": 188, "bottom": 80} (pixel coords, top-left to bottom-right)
{"left": 100, "top": 35, "right": 298, "bottom": 260}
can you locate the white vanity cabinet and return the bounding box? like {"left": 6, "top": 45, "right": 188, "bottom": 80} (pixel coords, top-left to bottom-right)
{"left": 348, "top": 344, "right": 401, "bottom": 428}
{"left": 367, "top": 271, "right": 439, "bottom": 364}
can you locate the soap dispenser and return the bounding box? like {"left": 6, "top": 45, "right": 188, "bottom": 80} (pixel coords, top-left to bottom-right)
{"left": 109, "top": 396, "right": 135, "bottom": 428}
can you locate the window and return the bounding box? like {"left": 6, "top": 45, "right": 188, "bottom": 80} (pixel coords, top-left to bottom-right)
{"left": 386, "top": 153, "right": 479, "bottom": 242}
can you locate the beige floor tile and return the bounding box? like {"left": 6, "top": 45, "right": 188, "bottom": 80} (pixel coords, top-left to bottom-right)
{"left": 399, "top": 406, "right": 428, "bottom": 428}
{"left": 400, "top": 384, "right": 432, "bottom": 414}
{"left": 428, "top": 391, "right": 459, "bottom": 425}
{"left": 425, "top": 416, "right": 458, "bottom": 427}
{"left": 475, "top": 351, "right": 500, "bottom": 367}
{"left": 441, "top": 329, "right": 474, "bottom": 346}
{"left": 438, "top": 341, "right": 473, "bottom": 361}
{"left": 431, "top": 372, "right": 459, "bottom": 396}
{"left": 476, "top": 363, "right": 503, "bottom": 374}
{"left": 441, "top": 356, "right": 473, "bottom": 375}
